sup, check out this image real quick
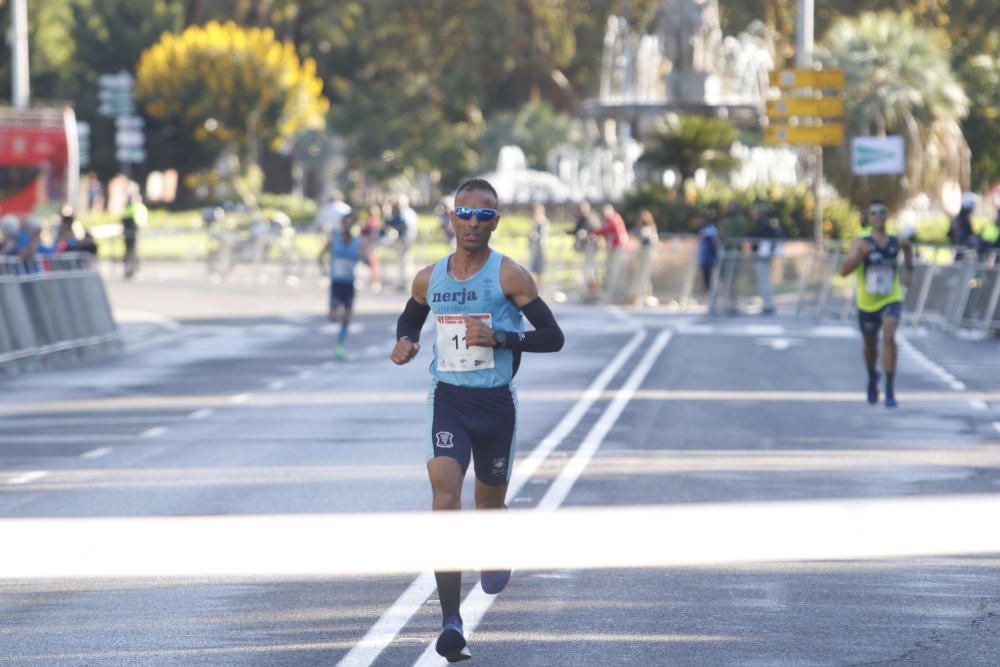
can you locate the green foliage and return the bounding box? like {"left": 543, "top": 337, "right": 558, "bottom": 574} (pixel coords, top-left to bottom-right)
{"left": 622, "top": 180, "right": 860, "bottom": 240}
{"left": 960, "top": 54, "right": 1000, "bottom": 187}
{"left": 818, "top": 12, "right": 969, "bottom": 209}
{"left": 637, "top": 114, "right": 740, "bottom": 185}
{"left": 135, "top": 21, "right": 329, "bottom": 170}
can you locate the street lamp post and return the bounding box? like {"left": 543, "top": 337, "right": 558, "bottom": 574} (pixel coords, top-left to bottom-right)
{"left": 10, "top": 0, "right": 30, "bottom": 109}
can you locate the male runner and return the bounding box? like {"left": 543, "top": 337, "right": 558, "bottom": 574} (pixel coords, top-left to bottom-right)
{"left": 319, "top": 213, "right": 369, "bottom": 359}
{"left": 838, "top": 197, "right": 913, "bottom": 407}
{"left": 390, "top": 178, "right": 564, "bottom": 662}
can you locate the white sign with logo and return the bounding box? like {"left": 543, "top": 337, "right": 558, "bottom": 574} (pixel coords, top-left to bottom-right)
{"left": 852, "top": 136, "right": 905, "bottom": 175}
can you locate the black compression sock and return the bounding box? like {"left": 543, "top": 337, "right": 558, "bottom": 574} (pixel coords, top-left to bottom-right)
{"left": 434, "top": 571, "right": 462, "bottom": 624}
{"left": 885, "top": 371, "right": 895, "bottom": 392}
{"left": 867, "top": 367, "right": 879, "bottom": 385}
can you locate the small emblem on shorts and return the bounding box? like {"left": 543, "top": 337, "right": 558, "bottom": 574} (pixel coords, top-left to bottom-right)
{"left": 435, "top": 431, "right": 455, "bottom": 448}
{"left": 492, "top": 457, "right": 507, "bottom": 472}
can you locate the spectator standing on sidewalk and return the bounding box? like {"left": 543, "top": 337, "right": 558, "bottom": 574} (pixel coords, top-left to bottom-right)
{"left": 360, "top": 204, "right": 384, "bottom": 292}
{"left": 573, "top": 201, "right": 600, "bottom": 302}
{"left": 749, "top": 200, "right": 781, "bottom": 315}
{"left": 387, "top": 195, "right": 419, "bottom": 291}
{"left": 632, "top": 209, "right": 659, "bottom": 305}
{"left": 696, "top": 211, "right": 721, "bottom": 293}
{"left": 528, "top": 203, "right": 550, "bottom": 288}
{"left": 122, "top": 190, "right": 148, "bottom": 280}
{"left": 950, "top": 193, "right": 976, "bottom": 250}
{"left": 596, "top": 203, "right": 629, "bottom": 302}
{"left": 315, "top": 190, "right": 351, "bottom": 236}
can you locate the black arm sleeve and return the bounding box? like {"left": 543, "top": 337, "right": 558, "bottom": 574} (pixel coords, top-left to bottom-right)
{"left": 396, "top": 298, "right": 431, "bottom": 342}
{"left": 501, "top": 297, "right": 564, "bottom": 352}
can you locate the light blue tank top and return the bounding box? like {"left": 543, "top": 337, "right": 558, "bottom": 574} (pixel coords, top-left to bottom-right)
{"left": 428, "top": 250, "right": 524, "bottom": 388}
{"left": 330, "top": 234, "right": 361, "bottom": 282}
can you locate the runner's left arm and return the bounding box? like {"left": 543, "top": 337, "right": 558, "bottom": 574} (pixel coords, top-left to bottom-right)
{"left": 464, "top": 258, "right": 564, "bottom": 352}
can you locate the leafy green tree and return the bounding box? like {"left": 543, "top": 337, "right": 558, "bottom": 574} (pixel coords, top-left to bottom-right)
{"left": 818, "top": 12, "right": 969, "bottom": 209}
{"left": 959, "top": 54, "right": 1000, "bottom": 188}
{"left": 637, "top": 114, "right": 740, "bottom": 185}
{"left": 134, "top": 20, "right": 329, "bottom": 175}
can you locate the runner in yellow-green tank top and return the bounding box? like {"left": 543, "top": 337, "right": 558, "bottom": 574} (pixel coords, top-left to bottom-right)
{"left": 838, "top": 198, "right": 913, "bottom": 408}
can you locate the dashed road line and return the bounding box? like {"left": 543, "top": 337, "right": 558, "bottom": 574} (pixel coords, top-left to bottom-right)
{"left": 8, "top": 471, "right": 47, "bottom": 485}
{"left": 269, "top": 380, "right": 288, "bottom": 390}
{"left": 230, "top": 393, "right": 251, "bottom": 404}
{"left": 80, "top": 447, "right": 113, "bottom": 460}
{"left": 188, "top": 408, "right": 213, "bottom": 419}
{"left": 140, "top": 426, "right": 167, "bottom": 439}
{"left": 898, "top": 336, "right": 967, "bottom": 391}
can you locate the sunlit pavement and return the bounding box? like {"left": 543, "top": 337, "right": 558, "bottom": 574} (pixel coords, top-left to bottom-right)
{"left": 1, "top": 265, "right": 999, "bottom": 666}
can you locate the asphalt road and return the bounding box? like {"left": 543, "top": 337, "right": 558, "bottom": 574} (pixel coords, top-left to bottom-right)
{"left": 1, "top": 262, "right": 999, "bottom": 666}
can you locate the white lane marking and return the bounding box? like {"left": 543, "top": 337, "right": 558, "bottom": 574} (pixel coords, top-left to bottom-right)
{"left": 412, "top": 331, "right": 674, "bottom": 666}
{"left": 676, "top": 324, "right": 715, "bottom": 335}
{"left": 969, "top": 399, "right": 989, "bottom": 410}
{"left": 188, "top": 408, "right": 213, "bottom": 420}
{"left": 322, "top": 361, "right": 336, "bottom": 369}
{"left": 993, "top": 422, "right": 1000, "bottom": 434}
{"left": 336, "top": 329, "right": 648, "bottom": 667}
{"left": 897, "top": 336, "right": 967, "bottom": 391}
{"left": 80, "top": 447, "right": 113, "bottom": 460}
{"left": 810, "top": 325, "right": 856, "bottom": 338}
{"left": 230, "top": 394, "right": 251, "bottom": 404}
{"left": 269, "top": 380, "right": 288, "bottom": 390}
{"left": 744, "top": 324, "right": 784, "bottom": 336}
{"left": 298, "top": 370, "right": 314, "bottom": 380}
{"left": 140, "top": 426, "right": 167, "bottom": 439}
{"left": 8, "top": 471, "right": 47, "bottom": 485}
{"left": 756, "top": 337, "right": 803, "bottom": 351}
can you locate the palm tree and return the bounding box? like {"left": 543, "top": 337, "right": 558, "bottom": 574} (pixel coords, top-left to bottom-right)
{"left": 818, "top": 11, "right": 970, "bottom": 209}
{"left": 637, "top": 114, "right": 739, "bottom": 186}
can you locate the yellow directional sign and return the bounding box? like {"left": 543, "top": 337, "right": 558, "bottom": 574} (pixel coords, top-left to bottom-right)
{"left": 765, "top": 123, "right": 845, "bottom": 146}
{"left": 769, "top": 69, "right": 846, "bottom": 90}
{"left": 767, "top": 97, "right": 845, "bottom": 119}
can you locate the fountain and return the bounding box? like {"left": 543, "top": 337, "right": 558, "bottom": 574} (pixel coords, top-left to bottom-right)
{"left": 553, "top": 1, "right": 796, "bottom": 201}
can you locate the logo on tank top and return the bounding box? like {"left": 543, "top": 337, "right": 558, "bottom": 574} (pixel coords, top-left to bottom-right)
{"left": 431, "top": 288, "right": 478, "bottom": 305}
{"left": 482, "top": 278, "right": 495, "bottom": 301}
{"left": 434, "top": 431, "right": 455, "bottom": 448}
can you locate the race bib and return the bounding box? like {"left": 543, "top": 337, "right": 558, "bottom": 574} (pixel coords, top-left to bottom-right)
{"left": 865, "top": 265, "right": 895, "bottom": 295}
{"left": 436, "top": 313, "right": 495, "bottom": 372}
{"left": 332, "top": 257, "right": 354, "bottom": 277}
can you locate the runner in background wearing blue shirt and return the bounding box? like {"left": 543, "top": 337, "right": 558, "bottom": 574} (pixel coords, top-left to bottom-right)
{"left": 390, "top": 178, "right": 564, "bottom": 662}
{"left": 319, "top": 213, "right": 370, "bottom": 359}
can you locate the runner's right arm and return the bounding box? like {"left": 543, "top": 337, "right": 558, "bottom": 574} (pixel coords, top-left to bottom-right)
{"left": 837, "top": 239, "right": 870, "bottom": 277}
{"left": 391, "top": 265, "right": 433, "bottom": 365}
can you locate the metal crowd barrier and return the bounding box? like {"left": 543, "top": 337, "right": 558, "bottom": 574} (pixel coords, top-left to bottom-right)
{"left": 703, "top": 239, "right": 1000, "bottom": 334}
{"left": 0, "top": 252, "right": 121, "bottom": 374}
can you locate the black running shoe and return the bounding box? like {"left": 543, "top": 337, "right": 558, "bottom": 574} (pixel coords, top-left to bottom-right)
{"left": 436, "top": 616, "right": 471, "bottom": 662}
{"left": 885, "top": 389, "right": 897, "bottom": 408}
{"left": 867, "top": 373, "right": 880, "bottom": 405}
{"left": 480, "top": 569, "right": 511, "bottom": 594}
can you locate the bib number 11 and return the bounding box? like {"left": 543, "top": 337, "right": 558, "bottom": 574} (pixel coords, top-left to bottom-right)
{"left": 436, "top": 313, "right": 495, "bottom": 372}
